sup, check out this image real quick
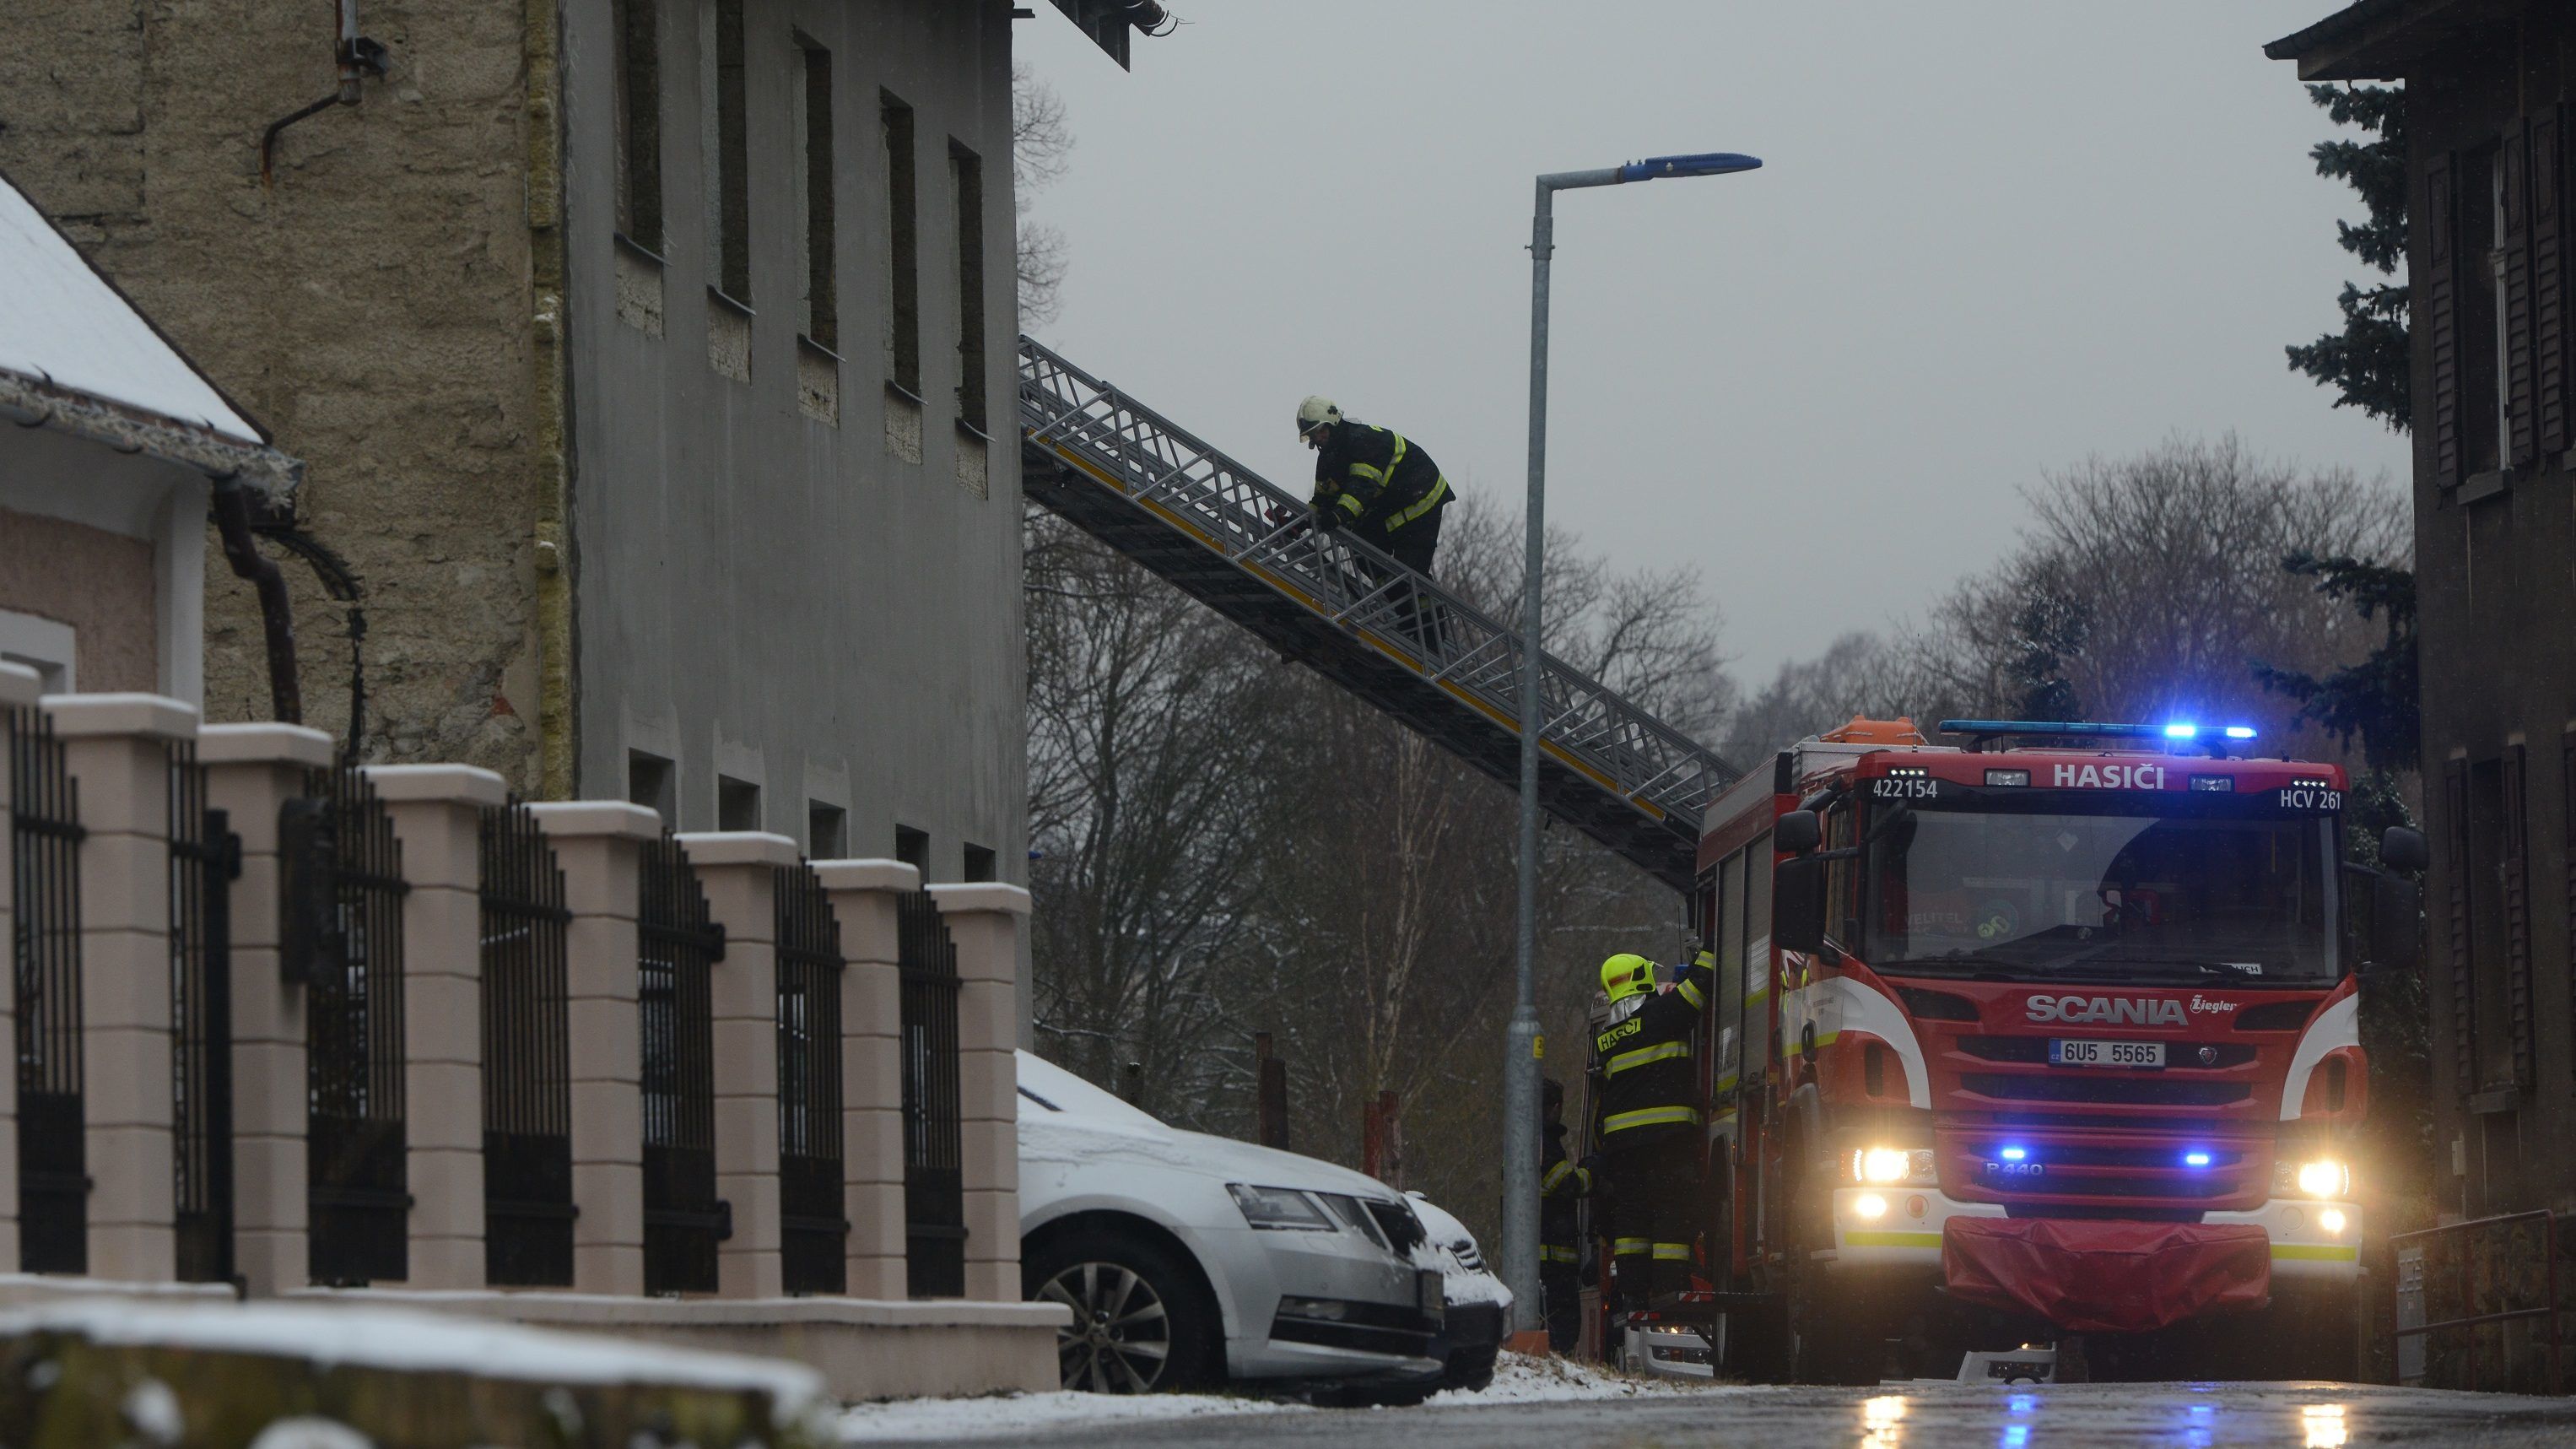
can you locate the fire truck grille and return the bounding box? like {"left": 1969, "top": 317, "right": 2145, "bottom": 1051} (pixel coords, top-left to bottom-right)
{"left": 1941, "top": 1133, "right": 2271, "bottom": 1208}
{"left": 1958, "top": 1073, "right": 2252, "bottom": 1108}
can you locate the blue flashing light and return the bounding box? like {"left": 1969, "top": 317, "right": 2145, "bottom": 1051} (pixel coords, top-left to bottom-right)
{"left": 2163, "top": 723, "right": 2200, "bottom": 740}
{"left": 2223, "top": 726, "right": 2257, "bottom": 740}
{"left": 2184, "top": 1151, "right": 2212, "bottom": 1168}
{"left": 1999, "top": 1145, "right": 2028, "bottom": 1162}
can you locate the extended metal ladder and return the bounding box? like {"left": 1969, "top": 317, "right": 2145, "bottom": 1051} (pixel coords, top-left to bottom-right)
{"left": 1018, "top": 336, "right": 1736, "bottom": 890}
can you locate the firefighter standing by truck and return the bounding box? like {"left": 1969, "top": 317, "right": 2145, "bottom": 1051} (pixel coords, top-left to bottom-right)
{"left": 1537, "top": 1078, "right": 1597, "bottom": 1351}
{"left": 1590, "top": 950, "right": 1712, "bottom": 1317}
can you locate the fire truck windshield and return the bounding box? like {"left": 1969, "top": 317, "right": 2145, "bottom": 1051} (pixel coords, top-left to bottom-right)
{"left": 1860, "top": 791, "right": 2337, "bottom": 986}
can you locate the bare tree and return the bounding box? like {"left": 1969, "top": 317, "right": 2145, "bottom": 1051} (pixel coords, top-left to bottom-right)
{"left": 1013, "top": 62, "right": 1072, "bottom": 326}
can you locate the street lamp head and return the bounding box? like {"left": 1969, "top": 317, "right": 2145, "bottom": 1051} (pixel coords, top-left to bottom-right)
{"left": 1618, "top": 152, "right": 1763, "bottom": 181}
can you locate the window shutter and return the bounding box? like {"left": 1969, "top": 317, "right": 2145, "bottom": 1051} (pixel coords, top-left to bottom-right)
{"left": 2430, "top": 153, "right": 2462, "bottom": 484}
{"left": 2504, "top": 743, "right": 2533, "bottom": 1086}
{"left": 2537, "top": 111, "right": 2567, "bottom": 456}
{"left": 2444, "top": 757, "right": 2473, "bottom": 1096}
{"left": 2505, "top": 121, "right": 2538, "bottom": 468}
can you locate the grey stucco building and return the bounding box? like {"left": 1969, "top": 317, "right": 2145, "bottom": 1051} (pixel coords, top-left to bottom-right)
{"left": 0, "top": 1, "right": 1157, "bottom": 895}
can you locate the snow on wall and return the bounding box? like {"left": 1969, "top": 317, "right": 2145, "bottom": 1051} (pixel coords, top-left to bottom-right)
{"left": 0, "top": 1297, "right": 824, "bottom": 1414}
{"left": 0, "top": 171, "right": 260, "bottom": 444}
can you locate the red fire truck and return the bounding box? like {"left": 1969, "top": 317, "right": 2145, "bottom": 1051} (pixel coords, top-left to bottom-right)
{"left": 1642, "top": 716, "right": 2423, "bottom": 1382}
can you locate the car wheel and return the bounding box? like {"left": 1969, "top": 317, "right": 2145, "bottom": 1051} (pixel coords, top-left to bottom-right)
{"left": 1026, "top": 1228, "right": 1218, "bottom": 1393}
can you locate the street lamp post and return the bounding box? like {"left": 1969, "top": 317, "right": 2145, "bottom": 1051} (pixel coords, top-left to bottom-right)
{"left": 1503, "top": 152, "right": 1761, "bottom": 1338}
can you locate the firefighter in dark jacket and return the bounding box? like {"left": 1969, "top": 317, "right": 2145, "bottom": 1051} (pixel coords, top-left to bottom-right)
{"left": 1296, "top": 396, "right": 1453, "bottom": 648}
{"left": 1538, "top": 1078, "right": 1597, "bottom": 1352}
{"left": 1590, "top": 949, "right": 1712, "bottom": 1315}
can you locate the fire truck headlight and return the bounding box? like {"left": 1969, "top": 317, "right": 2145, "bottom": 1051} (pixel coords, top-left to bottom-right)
{"left": 2282, "top": 1157, "right": 2352, "bottom": 1198}
{"left": 1851, "top": 1147, "right": 1936, "bottom": 1185}
{"left": 2319, "top": 1208, "right": 2349, "bottom": 1235}
{"left": 1853, "top": 1192, "right": 1889, "bottom": 1221}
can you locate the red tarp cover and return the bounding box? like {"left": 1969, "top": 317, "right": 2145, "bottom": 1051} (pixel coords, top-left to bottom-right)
{"left": 1941, "top": 1217, "right": 2271, "bottom": 1333}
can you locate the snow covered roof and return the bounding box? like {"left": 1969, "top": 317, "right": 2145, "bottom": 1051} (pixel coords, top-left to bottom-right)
{"left": 0, "top": 166, "right": 262, "bottom": 446}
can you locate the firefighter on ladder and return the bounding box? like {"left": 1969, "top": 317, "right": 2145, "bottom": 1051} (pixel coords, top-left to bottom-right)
{"left": 1590, "top": 949, "right": 1712, "bottom": 1319}
{"left": 1293, "top": 396, "right": 1453, "bottom": 649}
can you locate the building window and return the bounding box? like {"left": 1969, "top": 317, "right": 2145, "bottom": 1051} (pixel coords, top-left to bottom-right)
{"left": 0, "top": 609, "right": 76, "bottom": 693}
{"left": 701, "top": 0, "right": 751, "bottom": 305}
{"left": 894, "top": 824, "right": 929, "bottom": 879}
{"left": 962, "top": 842, "right": 996, "bottom": 883}
{"left": 883, "top": 93, "right": 921, "bottom": 398}
{"left": 808, "top": 801, "right": 847, "bottom": 858}
{"left": 950, "top": 142, "right": 986, "bottom": 433}
{"left": 613, "top": 0, "right": 663, "bottom": 251}
{"left": 717, "top": 775, "right": 761, "bottom": 832}
{"left": 627, "top": 749, "right": 677, "bottom": 823}
{"left": 2462, "top": 143, "right": 2502, "bottom": 478}
{"left": 794, "top": 35, "right": 836, "bottom": 353}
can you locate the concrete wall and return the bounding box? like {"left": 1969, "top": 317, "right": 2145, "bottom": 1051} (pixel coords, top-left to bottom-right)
{"left": 559, "top": 0, "right": 1027, "bottom": 886}
{"left": 0, "top": 0, "right": 548, "bottom": 779}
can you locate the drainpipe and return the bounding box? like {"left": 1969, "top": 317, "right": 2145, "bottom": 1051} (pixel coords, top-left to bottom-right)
{"left": 258, "top": 1, "right": 388, "bottom": 187}
{"left": 209, "top": 475, "right": 303, "bottom": 724}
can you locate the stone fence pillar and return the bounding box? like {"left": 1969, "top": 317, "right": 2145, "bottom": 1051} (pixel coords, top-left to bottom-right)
{"left": 0, "top": 662, "right": 41, "bottom": 1269}
{"left": 674, "top": 831, "right": 802, "bottom": 1300}
{"left": 46, "top": 694, "right": 201, "bottom": 1284}
{"left": 927, "top": 884, "right": 1031, "bottom": 1303}
{"left": 527, "top": 802, "right": 663, "bottom": 1297}
{"left": 197, "top": 722, "right": 337, "bottom": 1296}
{"left": 815, "top": 861, "right": 918, "bottom": 1300}
{"left": 362, "top": 765, "right": 509, "bottom": 1290}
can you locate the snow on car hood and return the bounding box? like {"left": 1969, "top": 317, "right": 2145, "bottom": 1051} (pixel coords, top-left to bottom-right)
{"left": 1017, "top": 1050, "right": 1393, "bottom": 1199}
{"left": 1408, "top": 1193, "right": 1513, "bottom": 1310}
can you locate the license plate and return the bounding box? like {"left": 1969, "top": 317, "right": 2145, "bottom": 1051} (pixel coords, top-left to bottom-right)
{"left": 1418, "top": 1269, "right": 1446, "bottom": 1317}
{"left": 2049, "top": 1037, "right": 2164, "bottom": 1068}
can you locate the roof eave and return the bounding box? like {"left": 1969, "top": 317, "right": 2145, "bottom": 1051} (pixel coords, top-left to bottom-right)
{"left": 2264, "top": 0, "right": 2481, "bottom": 80}
{"left": 0, "top": 367, "right": 301, "bottom": 498}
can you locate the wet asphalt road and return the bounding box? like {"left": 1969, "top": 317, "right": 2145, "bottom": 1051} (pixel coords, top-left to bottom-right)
{"left": 888, "top": 1382, "right": 2576, "bottom": 1448}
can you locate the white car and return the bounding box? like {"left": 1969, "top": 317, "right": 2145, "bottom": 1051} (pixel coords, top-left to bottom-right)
{"left": 1015, "top": 1051, "right": 1449, "bottom": 1398}
{"left": 1405, "top": 1192, "right": 1510, "bottom": 1392}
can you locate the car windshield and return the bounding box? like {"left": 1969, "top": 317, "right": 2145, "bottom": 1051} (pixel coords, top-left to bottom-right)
{"left": 1860, "top": 793, "right": 2336, "bottom": 985}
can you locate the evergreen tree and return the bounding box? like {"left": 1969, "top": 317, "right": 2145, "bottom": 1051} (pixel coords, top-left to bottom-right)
{"left": 2250, "top": 551, "right": 2417, "bottom": 771}
{"left": 2286, "top": 84, "right": 2410, "bottom": 430}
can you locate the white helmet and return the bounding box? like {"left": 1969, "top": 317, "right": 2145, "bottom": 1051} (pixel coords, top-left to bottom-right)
{"left": 1295, "top": 395, "right": 1342, "bottom": 438}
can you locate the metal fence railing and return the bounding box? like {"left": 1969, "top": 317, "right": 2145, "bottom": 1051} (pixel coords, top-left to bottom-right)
{"left": 300, "top": 756, "right": 409, "bottom": 1286}
{"left": 8, "top": 705, "right": 84, "bottom": 1273}
{"left": 640, "top": 832, "right": 726, "bottom": 1295}
{"left": 775, "top": 862, "right": 847, "bottom": 1295}
{"left": 168, "top": 742, "right": 239, "bottom": 1285}
{"left": 478, "top": 798, "right": 575, "bottom": 1287}
{"left": 2394, "top": 1209, "right": 2565, "bottom": 1395}
{"left": 899, "top": 892, "right": 964, "bottom": 1298}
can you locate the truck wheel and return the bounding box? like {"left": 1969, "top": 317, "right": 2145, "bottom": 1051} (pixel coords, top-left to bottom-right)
{"left": 1785, "top": 1180, "right": 1875, "bottom": 1386}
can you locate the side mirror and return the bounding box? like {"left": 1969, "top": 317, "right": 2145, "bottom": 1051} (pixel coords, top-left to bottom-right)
{"left": 2368, "top": 872, "right": 2422, "bottom": 976}
{"left": 1774, "top": 856, "right": 1827, "bottom": 954}
{"left": 1776, "top": 808, "right": 1822, "bottom": 857}
{"left": 2380, "top": 825, "right": 2428, "bottom": 874}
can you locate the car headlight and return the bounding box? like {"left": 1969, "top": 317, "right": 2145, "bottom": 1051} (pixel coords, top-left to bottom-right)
{"left": 1850, "top": 1146, "right": 1936, "bottom": 1185}
{"left": 1228, "top": 1183, "right": 1337, "bottom": 1230}
{"left": 2275, "top": 1157, "right": 2352, "bottom": 1198}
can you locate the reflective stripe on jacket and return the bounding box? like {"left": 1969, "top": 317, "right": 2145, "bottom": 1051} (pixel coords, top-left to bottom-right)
{"left": 1311, "top": 421, "right": 1450, "bottom": 534}
{"left": 1591, "top": 956, "right": 1715, "bottom": 1135}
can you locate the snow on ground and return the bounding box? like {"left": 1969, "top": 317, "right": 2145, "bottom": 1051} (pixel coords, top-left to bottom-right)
{"left": 840, "top": 1354, "right": 1726, "bottom": 1440}
{"left": 1430, "top": 1352, "right": 1730, "bottom": 1404}
{"left": 841, "top": 1388, "right": 1306, "bottom": 1441}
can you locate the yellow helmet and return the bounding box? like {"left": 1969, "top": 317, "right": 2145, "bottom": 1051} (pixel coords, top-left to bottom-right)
{"left": 1601, "top": 953, "right": 1655, "bottom": 1003}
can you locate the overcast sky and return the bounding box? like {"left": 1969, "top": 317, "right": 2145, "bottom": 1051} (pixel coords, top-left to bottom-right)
{"left": 1015, "top": 2, "right": 2404, "bottom": 684}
